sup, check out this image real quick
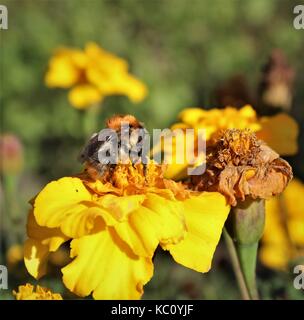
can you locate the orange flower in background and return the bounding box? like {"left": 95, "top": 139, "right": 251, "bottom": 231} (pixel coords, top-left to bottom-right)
{"left": 24, "top": 115, "right": 230, "bottom": 300}
{"left": 260, "top": 179, "right": 304, "bottom": 270}
{"left": 45, "top": 42, "right": 148, "bottom": 109}
{"left": 162, "top": 105, "right": 298, "bottom": 180}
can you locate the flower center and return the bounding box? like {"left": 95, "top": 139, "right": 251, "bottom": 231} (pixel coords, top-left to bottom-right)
{"left": 210, "top": 129, "right": 260, "bottom": 167}
{"left": 81, "top": 114, "right": 189, "bottom": 199}
{"left": 100, "top": 161, "right": 164, "bottom": 190}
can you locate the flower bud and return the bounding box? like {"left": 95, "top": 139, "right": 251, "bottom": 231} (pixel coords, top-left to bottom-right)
{"left": 226, "top": 198, "right": 265, "bottom": 245}
{"left": 0, "top": 134, "right": 24, "bottom": 175}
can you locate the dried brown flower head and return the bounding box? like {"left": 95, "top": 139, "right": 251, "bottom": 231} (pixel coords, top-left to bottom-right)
{"left": 190, "top": 129, "right": 293, "bottom": 206}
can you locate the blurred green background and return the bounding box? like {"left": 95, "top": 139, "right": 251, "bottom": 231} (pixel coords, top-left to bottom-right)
{"left": 1, "top": 0, "right": 304, "bottom": 299}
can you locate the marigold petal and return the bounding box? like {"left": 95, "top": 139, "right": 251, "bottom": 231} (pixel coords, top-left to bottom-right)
{"left": 24, "top": 211, "right": 69, "bottom": 279}
{"left": 112, "top": 192, "right": 189, "bottom": 258}
{"left": 113, "top": 204, "right": 168, "bottom": 257}
{"left": 260, "top": 197, "right": 292, "bottom": 271}
{"left": 34, "top": 177, "right": 92, "bottom": 225}
{"left": 260, "top": 179, "right": 304, "bottom": 270}
{"left": 13, "top": 283, "right": 63, "bottom": 300}
{"left": 163, "top": 163, "right": 189, "bottom": 180}
{"left": 262, "top": 198, "right": 287, "bottom": 244}
{"left": 62, "top": 229, "right": 153, "bottom": 299}
{"left": 97, "top": 194, "right": 146, "bottom": 221}
{"left": 60, "top": 206, "right": 107, "bottom": 238}
{"left": 179, "top": 108, "right": 206, "bottom": 126}
{"left": 82, "top": 179, "right": 121, "bottom": 196}
{"left": 257, "top": 113, "right": 299, "bottom": 156}
{"left": 24, "top": 239, "right": 50, "bottom": 279}
{"left": 68, "top": 84, "right": 103, "bottom": 109}
{"left": 45, "top": 48, "right": 85, "bottom": 88}
{"left": 85, "top": 42, "right": 128, "bottom": 72}
{"left": 27, "top": 210, "right": 69, "bottom": 250}
{"left": 84, "top": 42, "right": 147, "bottom": 103}
{"left": 259, "top": 243, "right": 290, "bottom": 271}
{"left": 288, "top": 219, "right": 304, "bottom": 246}
{"left": 166, "top": 192, "right": 230, "bottom": 272}
{"left": 143, "top": 193, "right": 186, "bottom": 247}
{"left": 33, "top": 177, "right": 111, "bottom": 238}
{"left": 121, "top": 74, "right": 148, "bottom": 103}
{"left": 282, "top": 179, "right": 304, "bottom": 220}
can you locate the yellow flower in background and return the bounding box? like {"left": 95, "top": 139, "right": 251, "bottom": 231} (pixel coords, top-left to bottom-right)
{"left": 6, "top": 244, "right": 23, "bottom": 266}
{"left": 176, "top": 105, "right": 260, "bottom": 139}
{"left": 13, "top": 284, "right": 62, "bottom": 300}
{"left": 162, "top": 105, "right": 298, "bottom": 180}
{"left": 23, "top": 115, "right": 230, "bottom": 300}
{"left": 45, "top": 42, "right": 148, "bottom": 109}
{"left": 45, "top": 48, "right": 87, "bottom": 88}
{"left": 260, "top": 179, "right": 304, "bottom": 270}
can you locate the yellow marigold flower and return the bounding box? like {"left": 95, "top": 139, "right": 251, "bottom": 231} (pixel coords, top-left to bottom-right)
{"left": 68, "top": 84, "right": 102, "bottom": 108}
{"left": 164, "top": 105, "right": 298, "bottom": 180}
{"left": 23, "top": 115, "right": 230, "bottom": 300}
{"left": 45, "top": 42, "right": 147, "bottom": 109}
{"left": 260, "top": 178, "right": 304, "bottom": 270}
{"left": 45, "top": 48, "right": 87, "bottom": 88}
{"left": 13, "top": 284, "right": 62, "bottom": 300}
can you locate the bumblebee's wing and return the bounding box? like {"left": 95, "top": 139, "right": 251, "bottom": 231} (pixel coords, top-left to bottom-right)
{"left": 78, "top": 132, "right": 118, "bottom": 166}
{"left": 78, "top": 133, "right": 99, "bottom": 164}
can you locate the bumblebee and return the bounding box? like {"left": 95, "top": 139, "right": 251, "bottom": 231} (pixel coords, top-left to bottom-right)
{"left": 79, "top": 115, "right": 148, "bottom": 180}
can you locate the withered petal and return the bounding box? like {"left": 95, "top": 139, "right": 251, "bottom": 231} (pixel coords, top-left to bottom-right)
{"left": 190, "top": 129, "right": 293, "bottom": 206}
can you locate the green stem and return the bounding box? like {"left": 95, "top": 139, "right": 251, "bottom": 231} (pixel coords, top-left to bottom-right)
{"left": 3, "top": 174, "right": 19, "bottom": 246}
{"left": 236, "top": 243, "right": 259, "bottom": 300}
{"left": 223, "top": 228, "right": 250, "bottom": 300}
{"left": 225, "top": 198, "right": 265, "bottom": 300}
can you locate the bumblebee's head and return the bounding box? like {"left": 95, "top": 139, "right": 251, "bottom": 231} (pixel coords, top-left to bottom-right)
{"left": 106, "top": 114, "right": 142, "bottom": 131}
